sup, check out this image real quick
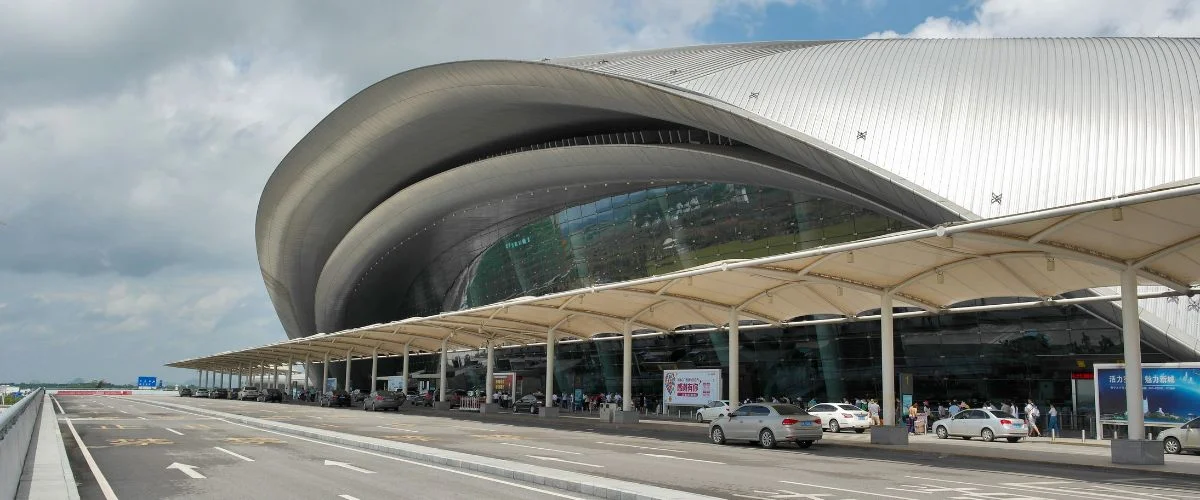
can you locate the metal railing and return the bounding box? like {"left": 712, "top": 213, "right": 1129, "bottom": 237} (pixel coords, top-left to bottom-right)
{"left": 0, "top": 388, "right": 45, "bottom": 499}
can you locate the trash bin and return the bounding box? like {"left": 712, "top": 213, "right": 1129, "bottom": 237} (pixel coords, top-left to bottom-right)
{"left": 598, "top": 403, "right": 616, "bottom": 423}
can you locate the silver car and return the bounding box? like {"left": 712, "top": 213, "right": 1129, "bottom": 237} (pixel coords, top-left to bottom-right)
{"left": 363, "top": 390, "right": 403, "bottom": 411}
{"left": 709, "top": 403, "right": 823, "bottom": 449}
{"left": 932, "top": 409, "right": 1028, "bottom": 442}
{"left": 1159, "top": 417, "right": 1200, "bottom": 454}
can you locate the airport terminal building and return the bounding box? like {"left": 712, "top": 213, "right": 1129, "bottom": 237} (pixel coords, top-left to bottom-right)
{"left": 256, "top": 39, "right": 1200, "bottom": 416}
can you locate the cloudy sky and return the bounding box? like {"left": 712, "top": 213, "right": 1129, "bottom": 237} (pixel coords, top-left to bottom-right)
{"left": 2, "top": 0, "right": 1199, "bottom": 385}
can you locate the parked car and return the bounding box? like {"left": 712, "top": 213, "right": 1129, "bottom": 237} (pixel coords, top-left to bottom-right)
{"left": 709, "top": 403, "right": 823, "bottom": 449}
{"left": 257, "top": 388, "right": 284, "bottom": 403}
{"left": 178, "top": 387, "right": 193, "bottom": 397}
{"left": 350, "top": 389, "right": 369, "bottom": 405}
{"left": 513, "top": 393, "right": 546, "bottom": 414}
{"left": 807, "top": 403, "right": 872, "bottom": 433}
{"left": 237, "top": 386, "right": 260, "bottom": 401}
{"left": 364, "top": 390, "right": 403, "bottom": 411}
{"left": 931, "top": 409, "right": 1028, "bottom": 442}
{"left": 227, "top": 389, "right": 240, "bottom": 400}
{"left": 1160, "top": 417, "right": 1200, "bottom": 454}
{"left": 209, "top": 388, "right": 229, "bottom": 399}
{"left": 319, "top": 390, "right": 352, "bottom": 407}
{"left": 193, "top": 388, "right": 210, "bottom": 398}
{"left": 695, "top": 400, "right": 732, "bottom": 422}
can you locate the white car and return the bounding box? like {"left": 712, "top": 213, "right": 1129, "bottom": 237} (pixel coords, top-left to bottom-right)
{"left": 807, "top": 403, "right": 872, "bottom": 433}
{"left": 695, "top": 400, "right": 732, "bottom": 422}
{"left": 1160, "top": 417, "right": 1200, "bottom": 454}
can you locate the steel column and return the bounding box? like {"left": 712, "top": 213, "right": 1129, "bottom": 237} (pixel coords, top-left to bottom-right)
{"left": 439, "top": 338, "right": 449, "bottom": 402}
{"left": 729, "top": 307, "right": 739, "bottom": 407}
{"left": 545, "top": 329, "right": 556, "bottom": 408}
{"left": 1121, "top": 268, "right": 1146, "bottom": 440}
{"left": 344, "top": 349, "right": 352, "bottom": 392}
{"left": 322, "top": 353, "right": 330, "bottom": 393}
{"left": 881, "top": 293, "right": 896, "bottom": 427}
{"left": 622, "top": 322, "right": 633, "bottom": 412}
{"left": 371, "top": 348, "right": 379, "bottom": 392}
{"left": 485, "top": 341, "right": 495, "bottom": 404}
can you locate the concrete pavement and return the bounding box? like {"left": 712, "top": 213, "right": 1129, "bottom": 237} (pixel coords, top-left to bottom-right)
{"left": 52, "top": 395, "right": 606, "bottom": 499}
{"left": 128, "top": 395, "right": 1200, "bottom": 500}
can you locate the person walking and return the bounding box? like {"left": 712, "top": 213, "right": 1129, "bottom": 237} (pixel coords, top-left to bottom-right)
{"left": 1048, "top": 404, "right": 1059, "bottom": 437}
{"left": 1025, "top": 399, "right": 1041, "bottom": 437}
{"left": 868, "top": 399, "right": 881, "bottom": 426}
{"left": 907, "top": 403, "right": 918, "bottom": 434}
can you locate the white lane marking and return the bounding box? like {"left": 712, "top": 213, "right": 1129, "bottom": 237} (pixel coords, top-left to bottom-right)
{"left": 499, "top": 442, "right": 581, "bottom": 455}
{"left": 57, "top": 396, "right": 119, "bottom": 500}
{"left": 338, "top": 495, "right": 361, "bottom": 500}
{"left": 123, "top": 399, "right": 589, "bottom": 500}
{"left": 637, "top": 453, "right": 724, "bottom": 465}
{"left": 324, "top": 460, "right": 375, "bottom": 474}
{"left": 780, "top": 481, "right": 917, "bottom": 500}
{"left": 525, "top": 455, "right": 604, "bottom": 468}
{"left": 118, "top": 410, "right": 128, "bottom": 414}
{"left": 164, "top": 428, "right": 184, "bottom": 436}
{"left": 376, "top": 425, "right": 419, "bottom": 433}
{"left": 452, "top": 425, "right": 495, "bottom": 432}
{"left": 1086, "top": 484, "right": 1194, "bottom": 500}
{"left": 166, "top": 462, "right": 206, "bottom": 479}
{"left": 214, "top": 446, "right": 255, "bottom": 462}
{"left": 52, "top": 396, "right": 66, "bottom": 414}
{"left": 595, "top": 441, "right": 683, "bottom": 453}
{"left": 909, "top": 477, "right": 1119, "bottom": 500}
{"left": 137, "top": 416, "right": 147, "bottom": 420}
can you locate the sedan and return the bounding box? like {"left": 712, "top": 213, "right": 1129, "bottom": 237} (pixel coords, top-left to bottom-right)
{"left": 513, "top": 394, "right": 546, "bottom": 414}
{"left": 807, "top": 403, "right": 872, "bottom": 433}
{"left": 319, "top": 390, "right": 352, "bottom": 407}
{"left": 363, "top": 390, "right": 403, "bottom": 411}
{"left": 257, "top": 388, "right": 284, "bottom": 403}
{"left": 1160, "top": 417, "right": 1200, "bottom": 454}
{"left": 932, "top": 409, "right": 1028, "bottom": 442}
{"left": 193, "top": 388, "right": 210, "bottom": 398}
{"left": 209, "top": 388, "right": 229, "bottom": 399}
{"left": 695, "top": 400, "right": 732, "bottom": 423}
{"left": 178, "top": 388, "right": 193, "bottom": 397}
{"left": 709, "top": 403, "right": 823, "bottom": 449}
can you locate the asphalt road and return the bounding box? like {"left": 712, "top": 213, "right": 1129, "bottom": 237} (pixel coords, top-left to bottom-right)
{"left": 51, "top": 395, "right": 600, "bottom": 500}
{"left": 132, "top": 396, "right": 1200, "bottom": 500}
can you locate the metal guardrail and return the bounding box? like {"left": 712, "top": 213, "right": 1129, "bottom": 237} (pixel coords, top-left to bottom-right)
{"left": 0, "top": 388, "right": 45, "bottom": 499}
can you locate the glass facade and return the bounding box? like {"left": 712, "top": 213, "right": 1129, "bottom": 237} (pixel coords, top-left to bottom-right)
{"left": 345, "top": 298, "right": 1168, "bottom": 426}
{"left": 398, "top": 182, "right": 911, "bottom": 317}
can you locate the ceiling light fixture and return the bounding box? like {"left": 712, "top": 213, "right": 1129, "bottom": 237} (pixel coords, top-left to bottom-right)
{"left": 846, "top": 251, "right": 855, "bottom": 264}
{"left": 1046, "top": 255, "right": 1056, "bottom": 272}
{"left": 1112, "top": 207, "right": 1124, "bottom": 221}
{"left": 936, "top": 270, "right": 945, "bottom": 284}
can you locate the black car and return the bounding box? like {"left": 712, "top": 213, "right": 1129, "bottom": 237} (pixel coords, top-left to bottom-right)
{"left": 513, "top": 393, "right": 546, "bottom": 414}
{"left": 178, "top": 387, "right": 193, "bottom": 397}
{"left": 257, "top": 388, "right": 284, "bottom": 403}
{"left": 320, "top": 390, "right": 352, "bottom": 407}
{"left": 210, "top": 388, "right": 229, "bottom": 399}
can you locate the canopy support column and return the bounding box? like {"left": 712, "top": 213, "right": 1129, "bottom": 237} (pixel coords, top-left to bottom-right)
{"left": 622, "top": 322, "right": 633, "bottom": 412}
{"left": 286, "top": 356, "right": 294, "bottom": 391}
{"left": 484, "top": 341, "right": 496, "bottom": 411}
{"left": 438, "top": 338, "right": 449, "bottom": 405}
{"left": 273, "top": 363, "right": 280, "bottom": 389}
{"left": 402, "top": 342, "right": 411, "bottom": 391}
{"left": 871, "top": 292, "right": 907, "bottom": 444}
{"left": 543, "top": 329, "right": 558, "bottom": 417}
{"left": 322, "top": 353, "right": 330, "bottom": 394}
{"left": 371, "top": 348, "right": 379, "bottom": 392}
{"left": 1111, "top": 267, "right": 1164, "bottom": 464}
{"left": 344, "top": 349, "right": 353, "bottom": 392}
{"left": 729, "top": 307, "right": 739, "bottom": 408}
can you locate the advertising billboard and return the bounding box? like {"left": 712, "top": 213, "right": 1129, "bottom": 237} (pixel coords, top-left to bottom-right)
{"left": 386, "top": 376, "right": 406, "bottom": 392}
{"left": 492, "top": 372, "right": 516, "bottom": 401}
{"left": 662, "top": 369, "right": 721, "bottom": 407}
{"left": 325, "top": 378, "right": 338, "bottom": 392}
{"left": 1094, "top": 362, "right": 1200, "bottom": 427}
{"left": 137, "top": 376, "right": 158, "bottom": 389}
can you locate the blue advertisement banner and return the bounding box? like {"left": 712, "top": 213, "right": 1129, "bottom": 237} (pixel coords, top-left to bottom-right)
{"left": 137, "top": 376, "right": 158, "bottom": 389}
{"left": 1096, "top": 365, "right": 1200, "bottom": 425}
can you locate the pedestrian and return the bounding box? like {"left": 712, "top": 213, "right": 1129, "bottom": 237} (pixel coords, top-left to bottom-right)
{"left": 1048, "top": 404, "right": 1059, "bottom": 437}
{"left": 907, "top": 403, "right": 918, "bottom": 434}
{"left": 868, "top": 399, "right": 881, "bottom": 426}
{"left": 1025, "top": 399, "right": 1041, "bottom": 437}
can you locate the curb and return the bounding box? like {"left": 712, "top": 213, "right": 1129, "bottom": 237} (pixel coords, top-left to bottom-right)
{"left": 134, "top": 399, "right": 719, "bottom": 500}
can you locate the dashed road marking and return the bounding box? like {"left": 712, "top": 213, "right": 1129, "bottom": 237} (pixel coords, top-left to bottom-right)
{"left": 499, "top": 442, "right": 581, "bottom": 455}
{"left": 164, "top": 428, "right": 184, "bottom": 436}
{"left": 595, "top": 441, "right": 683, "bottom": 453}
{"left": 214, "top": 446, "right": 255, "bottom": 462}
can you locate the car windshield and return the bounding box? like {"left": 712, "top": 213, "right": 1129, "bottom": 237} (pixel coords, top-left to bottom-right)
{"left": 376, "top": 391, "right": 396, "bottom": 397}
{"left": 772, "top": 404, "right": 807, "bottom": 415}
{"left": 243, "top": 387, "right": 257, "bottom": 391}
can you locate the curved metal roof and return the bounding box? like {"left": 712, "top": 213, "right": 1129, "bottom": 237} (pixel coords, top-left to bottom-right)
{"left": 257, "top": 38, "right": 1200, "bottom": 345}
{"left": 173, "top": 182, "right": 1200, "bottom": 370}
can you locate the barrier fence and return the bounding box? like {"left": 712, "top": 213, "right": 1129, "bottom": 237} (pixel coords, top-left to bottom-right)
{"left": 0, "top": 388, "right": 45, "bottom": 499}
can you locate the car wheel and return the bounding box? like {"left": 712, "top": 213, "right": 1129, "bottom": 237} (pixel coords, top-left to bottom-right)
{"left": 829, "top": 420, "right": 841, "bottom": 433}
{"left": 363, "top": 402, "right": 369, "bottom": 411}
{"left": 982, "top": 428, "right": 995, "bottom": 442}
{"left": 1007, "top": 437, "right": 1022, "bottom": 443}
{"left": 530, "top": 406, "right": 536, "bottom": 414}
{"left": 855, "top": 428, "right": 865, "bottom": 434}
{"left": 711, "top": 426, "right": 727, "bottom": 444}
{"left": 936, "top": 426, "right": 949, "bottom": 439}
{"left": 695, "top": 412, "right": 704, "bottom": 422}
{"left": 797, "top": 440, "right": 813, "bottom": 449}
{"left": 759, "top": 429, "right": 777, "bottom": 449}
{"left": 1164, "top": 437, "right": 1182, "bottom": 454}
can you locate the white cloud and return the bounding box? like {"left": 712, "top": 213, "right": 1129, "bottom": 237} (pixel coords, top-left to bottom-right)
{"left": 0, "top": 1, "right": 795, "bottom": 384}
{"left": 868, "top": 0, "right": 1200, "bottom": 38}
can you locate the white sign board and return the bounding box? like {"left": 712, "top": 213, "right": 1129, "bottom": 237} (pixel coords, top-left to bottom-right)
{"left": 386, "top": 376, "right": 406, "bottom": 392}
{"left": 662, "top": 369, "right": 721, "bottom": 406}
